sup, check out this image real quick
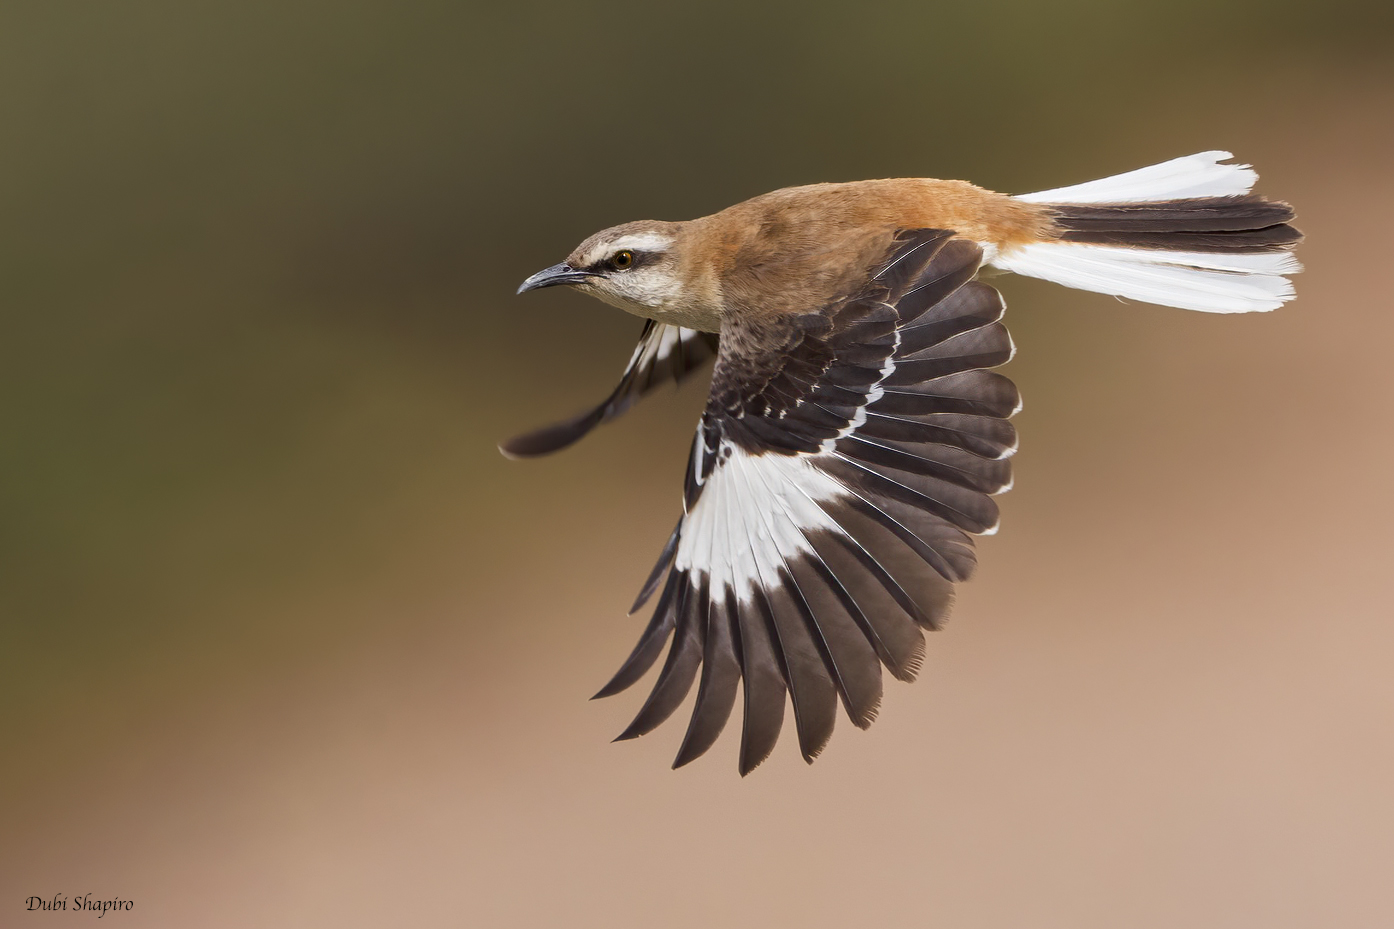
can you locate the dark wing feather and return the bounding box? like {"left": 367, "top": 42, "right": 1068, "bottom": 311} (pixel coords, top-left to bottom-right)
{"left": 735, "top": 586, "right": 786, "bottom": 775}
{"left": 500, "top": 322, "right": 719, "bottom": 458}
{"left": 597, "top": 230, "right": 1021, "bottom": 772}
{"left": 673, "top": 588, "right": 741, "bottom": 768}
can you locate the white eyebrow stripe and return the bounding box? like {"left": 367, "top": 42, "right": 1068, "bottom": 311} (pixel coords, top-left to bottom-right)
{"left": 607, "top": 232, "right": 674, "bottom": 253}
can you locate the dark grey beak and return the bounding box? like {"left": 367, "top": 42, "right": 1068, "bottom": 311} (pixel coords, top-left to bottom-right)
{"left": 517, "top": 263, "right": 597, "bottom": 295}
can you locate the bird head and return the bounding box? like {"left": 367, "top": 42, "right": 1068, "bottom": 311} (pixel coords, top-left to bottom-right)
{"left": 517, "top": 220, "right": 689, "bottom": 318}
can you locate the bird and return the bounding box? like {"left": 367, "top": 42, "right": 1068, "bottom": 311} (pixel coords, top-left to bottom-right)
{"left": 505, "top": 151, "right": 1301, "bottom": 775}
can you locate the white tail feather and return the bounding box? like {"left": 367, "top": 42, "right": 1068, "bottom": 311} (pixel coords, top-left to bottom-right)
{"left": 1015, "top": 150, "right": 1256, "bottom": 204}
{"left": 992, "top": 242, "right": 1299, "bottom": 313}
{"left": 991, "top": 152, "right": 1300, "bottom": 313}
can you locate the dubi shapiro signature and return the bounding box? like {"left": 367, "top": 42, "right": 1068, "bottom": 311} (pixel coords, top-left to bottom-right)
{"left": 26, "top": 894, "right": 133, "bottom": 917}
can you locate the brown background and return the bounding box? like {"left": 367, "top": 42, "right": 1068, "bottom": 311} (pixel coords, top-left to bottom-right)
{"left": 2, "top": 2, "right": 1392, "bottom": 926}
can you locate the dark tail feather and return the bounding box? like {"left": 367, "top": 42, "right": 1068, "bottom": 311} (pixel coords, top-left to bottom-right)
{"left": 1050, "top": 195, "right": 1303, "bottom": 253}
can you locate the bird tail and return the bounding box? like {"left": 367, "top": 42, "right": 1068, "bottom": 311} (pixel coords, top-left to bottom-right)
{"left": 992, "top": 151, "right": 1303, "bottom": 313}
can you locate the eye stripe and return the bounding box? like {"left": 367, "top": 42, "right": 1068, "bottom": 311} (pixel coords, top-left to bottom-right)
{"left": 587, "top": 250, "right": 656, "bottom": 274}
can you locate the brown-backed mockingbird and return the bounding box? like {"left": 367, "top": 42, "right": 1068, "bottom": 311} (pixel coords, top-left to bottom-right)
{"left": 507, "top": 151, "right": 1301, "bottom": 774}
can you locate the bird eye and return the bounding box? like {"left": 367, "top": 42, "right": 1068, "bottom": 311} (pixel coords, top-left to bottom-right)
{"left": 611, "top": 250, "right": 634, "bottom": 270}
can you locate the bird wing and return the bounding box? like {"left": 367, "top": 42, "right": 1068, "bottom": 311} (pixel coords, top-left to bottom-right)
{"left": 500, "top": 322, "right": 719, "bottom": 457}
{"left": 595, "top": 230, "right": 1020, "bottom": 774}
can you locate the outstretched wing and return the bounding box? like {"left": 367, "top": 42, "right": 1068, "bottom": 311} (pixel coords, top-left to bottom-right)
{"left": 501, "top": 322, "right": 719, "bottom": 457}
{"left": 595, "top": 230, "right": 1020, "bottom": 774}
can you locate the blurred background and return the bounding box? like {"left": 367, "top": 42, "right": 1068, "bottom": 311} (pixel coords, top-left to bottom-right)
{"left": 2, "top": 1, "right": 1392, "bottom": 926}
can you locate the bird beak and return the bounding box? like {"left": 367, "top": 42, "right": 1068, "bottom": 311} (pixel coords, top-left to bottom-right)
{"left": 517, "top": 263, "right": 597, "bottom": 294}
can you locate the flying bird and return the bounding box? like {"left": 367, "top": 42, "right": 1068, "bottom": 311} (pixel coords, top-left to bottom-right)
{"left": 505, "top": 151, "right": 1301, "bottom": 774}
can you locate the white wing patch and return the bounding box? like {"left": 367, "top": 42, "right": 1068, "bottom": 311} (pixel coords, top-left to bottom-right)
{"left": 651, "top": 324, "right": 689, "bottom": 367}
{"left": 625, "top": 323, "right": 690, "bottom": 375}
{"left": 674, "top": 445, "right": 846, "bottom": 605}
